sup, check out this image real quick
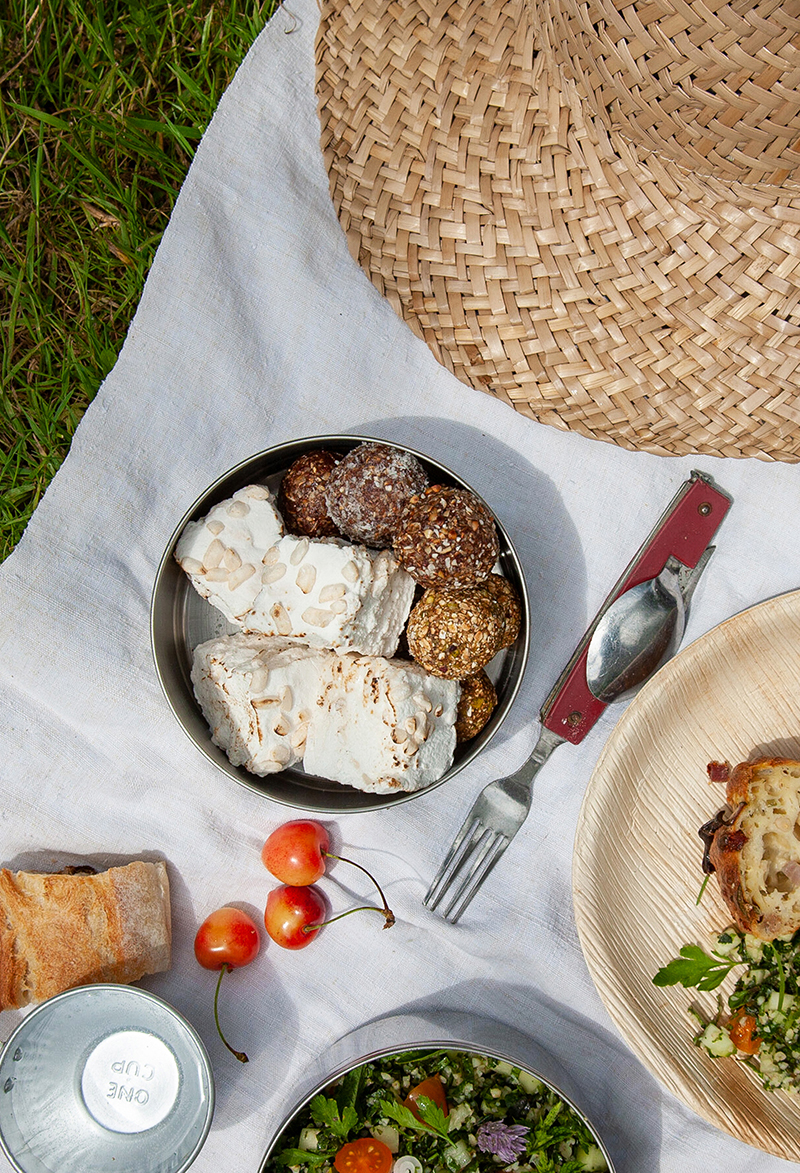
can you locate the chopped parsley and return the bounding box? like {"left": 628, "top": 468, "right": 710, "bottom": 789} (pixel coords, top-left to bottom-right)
{"left": 265, "top": 1049, "right": 607, "bottom": 1173}
{"left": 655, "top": 927, "right": 800, "bottom": 1091}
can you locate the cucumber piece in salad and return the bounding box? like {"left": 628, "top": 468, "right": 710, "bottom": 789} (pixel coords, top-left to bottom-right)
{"left": 266, "top": 1049, "right": 607, "bottom": 1173}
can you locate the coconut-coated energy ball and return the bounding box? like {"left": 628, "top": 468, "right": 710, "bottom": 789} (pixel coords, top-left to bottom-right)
{"left": 325, "top": 442, "right": 428, "bottom": 546}
{"left": 455, "top": 670, "right": 498, "bottom": 741}
{"left": 278, "top": 450, "right": 341, "bottom": 537}
{"left": 481, "top": 573, "right": 522, "bottom": 648}
{"left": 394, "top": 486, "right": 499, "bottom": 589}
{"left": 406, "top": 586, "right": 504, "bottom": 679}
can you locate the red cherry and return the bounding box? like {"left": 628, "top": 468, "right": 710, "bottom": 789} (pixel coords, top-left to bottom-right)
{"left": 194, "top": 907, "right": 260, "bottom": 1063}
{"left": 261, "top": 820, "right": 330, "bottom": 885}
{"left": 265, "top": 884, "right": 327, "bottom": 949}
{"left": 194, "top": 906, "right": 260, "bottom": 970}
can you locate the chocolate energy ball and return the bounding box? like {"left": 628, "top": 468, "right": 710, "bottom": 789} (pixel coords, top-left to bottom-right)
{"left": 481, "top": 573, "right": 522, "bottom": 648}
{"left": 407, "top": 586, "right": 504, "bottom": 679}
{"left": 325, "top": 442, "right": 428, "bottom": 546}
{"left": 455, "top": 670, "right": 498, "bottom": 742}
{"left": 394, "top": 486, "right": 499, "bottom": 589}
{"left": 278, "top": 450, "right": 341, "bottom": 537}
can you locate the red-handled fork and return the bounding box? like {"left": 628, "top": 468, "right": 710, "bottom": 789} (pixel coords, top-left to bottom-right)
{"left": 423, "top": 471, "right": 732, "bottom": 922}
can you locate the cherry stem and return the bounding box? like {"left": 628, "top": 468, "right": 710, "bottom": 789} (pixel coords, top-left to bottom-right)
{"left": 303, "top": 904, "right": 396, "bottom": 934}
{"left": 323, "top": 851, "right": 395, "bottom": 927}
{"left": 214, "top": 964, "right": 248, "bottom": 1063}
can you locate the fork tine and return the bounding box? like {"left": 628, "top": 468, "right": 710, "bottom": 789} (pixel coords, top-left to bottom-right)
{"left": 425, "top": 725, "right": 563, "bottom": 920}
{"left": 437, "top": 830, "right": 509, "bottom": 923}
{"left": 423, "top": 816, "right": 483, "bottom": 910}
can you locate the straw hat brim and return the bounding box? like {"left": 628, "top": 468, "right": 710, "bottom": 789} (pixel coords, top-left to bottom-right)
{"left": 315, "top": 0, "right": 800, "bottom": 460}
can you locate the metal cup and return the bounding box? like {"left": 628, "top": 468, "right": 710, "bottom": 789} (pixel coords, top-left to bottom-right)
{"left": 0, "top": 985, "right": 214, "bottom": 1173}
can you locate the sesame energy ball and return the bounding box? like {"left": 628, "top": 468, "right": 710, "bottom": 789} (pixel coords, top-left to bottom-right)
{"left": 278, "top": 450, "right": 341, "bottom": 538}
{"left": 325, "top": 442, "right": 428, "bottom": 546}
{"left": 455, "top": 671, "right": 498, "bottom": 742}
{"left": 481, "top": 573, "right": 522, "bottom": 649}
{"left": 394, "top": 486, "right": 499, "bottom": 589}
{"left": 407, "top": 586, "right": 505, "bottom": 679}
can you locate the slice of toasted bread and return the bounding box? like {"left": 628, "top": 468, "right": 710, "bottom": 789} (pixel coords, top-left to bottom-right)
{"left": 0, "top": 861, "right": 171, "bottom": 1009}
{"left": 706, "top": 758, "right": 800, "bottom": 940}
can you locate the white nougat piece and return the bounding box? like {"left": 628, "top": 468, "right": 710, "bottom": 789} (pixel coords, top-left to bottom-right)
{"left": 191, "top": 634, "right": 324, "bottom": 776}
{"left": 175, "top": 485, "right": 284, "bottom": 623}
{"left": 304, "top": 654, "right": 460, "bottom": 794}
{"left": 244, "top": 535, "right": 415, "bottom": 657}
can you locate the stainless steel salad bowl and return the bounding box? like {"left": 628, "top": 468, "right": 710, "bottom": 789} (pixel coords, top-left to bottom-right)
{"left": 150, "top": 435, "right": 529, "bottom": 813}
{"left": 259, "top": 1011, "right": 615, "bottom": 1173}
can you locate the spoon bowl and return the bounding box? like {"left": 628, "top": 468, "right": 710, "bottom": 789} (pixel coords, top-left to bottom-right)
{"left": 586, "top": 556, "right": 687, "bottom": 705}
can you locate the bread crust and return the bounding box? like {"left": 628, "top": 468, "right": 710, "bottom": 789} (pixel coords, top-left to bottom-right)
{"left": 706, "top": 758, "right": 800, "bottom": 940}
{"left": 0, "top": 861, "right": 171, "bottom": 1010}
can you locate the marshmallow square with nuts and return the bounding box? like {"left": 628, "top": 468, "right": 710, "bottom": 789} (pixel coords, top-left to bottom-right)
{"left": 191, "top": 633, "right": 324, "bottom": 776}
{"left": 175, "top": 485, "right": 284, "bottom": 624}
{"left": 304, "top": 654, "right": 460, "bottom": 793}
{"left": 244, "top": 535, "right": 416, "bottom": 657}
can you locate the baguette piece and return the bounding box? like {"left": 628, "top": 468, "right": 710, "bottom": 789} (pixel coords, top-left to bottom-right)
{"left": 0, "top": 861, "right": 171, "bottom": 1010}
{"left": 705, "top": 758, "right": 800, "bottom": 940}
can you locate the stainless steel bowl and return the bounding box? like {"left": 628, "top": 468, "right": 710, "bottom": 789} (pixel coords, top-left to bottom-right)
{"left": 259, "top": 1011, "right": 615, "bottom": 1173}
{"left": 151, "top": 436, "right": 530, "bottom": 813}
{"left": 0, "top": 984, "right": 214, "bottom": 1173}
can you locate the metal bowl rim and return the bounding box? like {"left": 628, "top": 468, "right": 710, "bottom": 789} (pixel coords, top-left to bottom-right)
{"left": 150, "top": 434, "right": 531, "bottom": 812}
{"left": 258, "top": 1030, "right": 614, "bottom": 1173}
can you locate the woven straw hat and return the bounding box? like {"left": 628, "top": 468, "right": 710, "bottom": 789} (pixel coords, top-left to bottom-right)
{"left": 315, "top": 0, "right": 800, "bottom": 460}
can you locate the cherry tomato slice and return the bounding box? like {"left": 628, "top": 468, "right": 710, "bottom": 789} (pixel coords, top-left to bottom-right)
{"left": 334, "top": 1138, "right": 393, "bottom": 1173}
{"left": 728, "top": 1009, "right": 761, "bottom": 1055}
{"left": 402, "top": 1074, "right": 448, "bottom": 1121}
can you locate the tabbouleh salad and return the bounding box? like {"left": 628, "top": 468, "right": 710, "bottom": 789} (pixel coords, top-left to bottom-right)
{"left": 265, "top": 1049, "right": 607, "bottom": 1173}
{"left": 655, "top": 926, "right": 800, "bottom": 1091}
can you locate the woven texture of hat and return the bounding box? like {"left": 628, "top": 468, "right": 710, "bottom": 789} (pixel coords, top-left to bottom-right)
{"left": 546, "top": 0, "right": 800, "bottom": 186}
{"left": 315, "top": 0, "right": 800, "bottom": 460}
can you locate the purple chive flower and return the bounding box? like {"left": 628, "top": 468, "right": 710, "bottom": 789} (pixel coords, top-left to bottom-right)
{"left": 475, "top": 1121, "right": 530, "bottom": 1163}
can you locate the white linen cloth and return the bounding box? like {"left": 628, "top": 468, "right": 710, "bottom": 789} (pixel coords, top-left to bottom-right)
{"left": 2, "top": 4, "right": 800, "bottom": 1170}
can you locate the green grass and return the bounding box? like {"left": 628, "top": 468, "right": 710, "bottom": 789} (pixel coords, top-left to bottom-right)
{"left": 0, "top": 0, "right": 276, "bottom": 562}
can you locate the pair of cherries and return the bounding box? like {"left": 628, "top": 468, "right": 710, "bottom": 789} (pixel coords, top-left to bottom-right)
{"left": 261, "top": 819, "right": 395, "bottom": 946}
{"left": 193, "top": 820, "right": 394, "bottom": 1062}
